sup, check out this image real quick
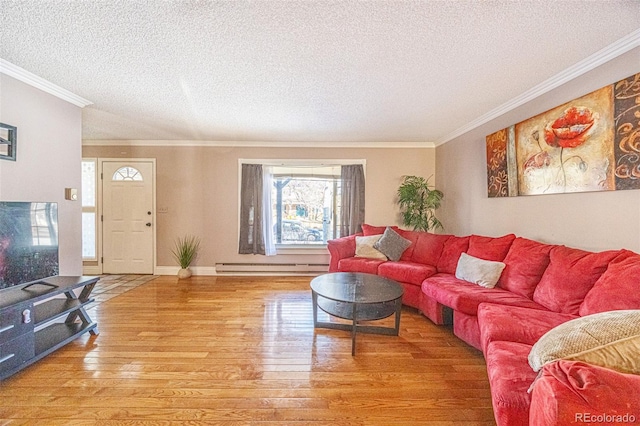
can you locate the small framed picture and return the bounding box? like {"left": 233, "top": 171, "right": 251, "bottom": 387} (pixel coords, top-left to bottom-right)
{"left": 0, "top": 122, "right": 17, "bottom": 161}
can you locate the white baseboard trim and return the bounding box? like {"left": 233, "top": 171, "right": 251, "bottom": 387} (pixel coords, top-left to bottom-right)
{"left": 215, "top": 263, "right": 328, "bottom": 273}
{"left": 154, "top": 266, "right": 218, "bottom": 276}
{"left": 154, "top": 265, "right": 325, "bottom": 277}
{"left": 214, "top": 271, "right": 322, "bottom": 277}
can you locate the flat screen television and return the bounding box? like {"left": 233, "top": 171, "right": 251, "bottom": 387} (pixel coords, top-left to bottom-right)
{"left": 0, "top": 202, "right": 59, "bottom": 290}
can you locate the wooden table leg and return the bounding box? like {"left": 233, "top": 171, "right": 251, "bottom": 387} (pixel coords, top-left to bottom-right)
{"left": 394, "top": 298, "right": 402, "bottom": 335}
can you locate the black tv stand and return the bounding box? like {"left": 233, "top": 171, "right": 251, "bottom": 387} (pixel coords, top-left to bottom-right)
{"left": 0, "top": 276, "right": 99, "bottom": 381}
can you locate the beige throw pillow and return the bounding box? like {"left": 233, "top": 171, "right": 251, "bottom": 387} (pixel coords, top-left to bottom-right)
{"left": 455, "top": 252, "right": 506, "bottom": 288}
{"left": 355, "top": 235, "right": 387, "bottom": 260}
{"left": 528, "top": 310, "right": 640, "bottom": 374}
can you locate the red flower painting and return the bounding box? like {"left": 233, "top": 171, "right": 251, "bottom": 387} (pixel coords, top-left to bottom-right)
{"left": 488, "top": 72, "right": 640, "bottom": 197}
{"left": 514, "top": 85, "right": 615, "bottom": 195}
{"left": 544, "top": 106, "right": 596, "bottom": 149}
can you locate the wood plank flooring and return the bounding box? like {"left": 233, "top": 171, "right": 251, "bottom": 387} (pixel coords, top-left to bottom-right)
{"left": 0, "top": 275, "right": 495, "bottom": 425}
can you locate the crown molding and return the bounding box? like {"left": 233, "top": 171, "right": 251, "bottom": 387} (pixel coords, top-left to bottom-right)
{"left": 435, "top": 28, "right": 640, "bottom": 146}
{"left": 0, "top": 58, "right": 93, "bottom": 108}
{"left": 82, "top": 139, "right": 436, "bottom": 148}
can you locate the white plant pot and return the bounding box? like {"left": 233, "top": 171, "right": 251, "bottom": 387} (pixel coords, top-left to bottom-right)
{"left": 177, "top": 268, "right": 192, "bottom": 279}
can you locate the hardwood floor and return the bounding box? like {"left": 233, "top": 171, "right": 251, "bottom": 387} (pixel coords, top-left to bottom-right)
{"left": 0, "top": 276, "right": 495, "bottom": 425}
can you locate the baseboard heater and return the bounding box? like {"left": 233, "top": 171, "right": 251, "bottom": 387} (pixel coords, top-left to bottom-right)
{"left": 215, "top": 263, "right": 328, "bottom": 274}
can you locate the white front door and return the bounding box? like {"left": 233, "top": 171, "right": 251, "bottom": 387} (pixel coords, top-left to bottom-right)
{"left": 102, "top": 161, "right": 154, "bottom": 274}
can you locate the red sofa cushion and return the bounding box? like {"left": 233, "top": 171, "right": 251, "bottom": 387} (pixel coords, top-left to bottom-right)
{"left": 327, "top": 234, "right": 357, "bottom": 272}
{"left": 485, "top": 341, "right": 537, "bottom": 426}
{"left": 467, "top": 233, "right": 516, "bottom": 262}
{"left": 395, "top": 229, "right": 421, "bottom": 261}
{"left": 478, "top": 303, "right": 576, "bottom": 354}
{"left": 530, "top": 360, "right": 640, "bottom": 426}
{"left": 361, "top": 224, "right": 398, "bottom": 236}
{"left": 579, "top": 249, "right": 640, "bottom": 316}
{"left": 532, "top": 246, "right": 620, "bottom": 315}
{"left": 436, "top": 235, "right": 469, "bottom": 274}
{"left": 410, "top": 232, "right": 450, "bottom": 266}
{"left": 422, "top": 274, "right": 545, "bottom": 316}
{"left": 497, "top": 237, "right": 554, "bottom": 299}
{"left": 378, "top": 261, "right": 437, "bottom": 286}
{"left": 337, "top": 257, "right": 385, "bottom": 275}
{"left": 452, "top": 310, "right": 482, "bottom": 350}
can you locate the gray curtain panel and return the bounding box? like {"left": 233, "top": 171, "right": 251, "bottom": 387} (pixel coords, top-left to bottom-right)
{"left": 340, "top": 164, "right": 365, "bottom": 236}
{"left": 239, "top": 164, "right": 266, "bottom": 254}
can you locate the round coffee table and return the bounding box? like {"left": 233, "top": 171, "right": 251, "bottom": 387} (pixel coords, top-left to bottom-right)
{"left": 310, "top": 272, "right": 404, "bottom": 355}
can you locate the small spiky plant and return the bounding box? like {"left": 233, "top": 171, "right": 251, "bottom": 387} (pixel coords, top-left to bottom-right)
{"left": 171, "top": 235, "right": 201, "bottom": 269}
{"left": 397, "top": 175, "right": 444, "bottom": 232}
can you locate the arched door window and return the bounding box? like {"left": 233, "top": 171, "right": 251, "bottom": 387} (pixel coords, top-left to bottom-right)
{"left": 112, "top": 166, "right": 143, "bottom": 181}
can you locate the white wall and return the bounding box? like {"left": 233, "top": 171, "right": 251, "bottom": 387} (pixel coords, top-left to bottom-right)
{"left": 436, "top": 47, "right": 640, "bottom": 252}
{"left": 0, "top": 74, "right": 84, "bottom": 275}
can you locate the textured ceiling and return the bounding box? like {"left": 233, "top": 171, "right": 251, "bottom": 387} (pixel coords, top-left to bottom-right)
{"left": 1, "top": 1, "right": 639, "bottom": 145}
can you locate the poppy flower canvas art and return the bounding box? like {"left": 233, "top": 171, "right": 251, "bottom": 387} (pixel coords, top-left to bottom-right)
{"left": 515, "top": 85, "right": 615, "bottom": 195}
{"left": 486, "top": 72, "right": 640, "bottom": 197}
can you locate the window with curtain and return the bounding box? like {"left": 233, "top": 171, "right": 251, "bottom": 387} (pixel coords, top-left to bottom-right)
{"left": 239, "top": 160, "right": 365, "bottom": 253}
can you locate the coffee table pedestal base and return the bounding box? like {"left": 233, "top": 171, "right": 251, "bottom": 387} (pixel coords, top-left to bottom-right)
{"left": 312, "top": 292, "right": 402, "bottom": 356}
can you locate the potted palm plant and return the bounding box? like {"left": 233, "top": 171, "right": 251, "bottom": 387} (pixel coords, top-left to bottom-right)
{"left": 397, "top": 175, "right": 444, "bottom": 232}
{"left": 171, "top": 234, "right": 200, "bottom": 279}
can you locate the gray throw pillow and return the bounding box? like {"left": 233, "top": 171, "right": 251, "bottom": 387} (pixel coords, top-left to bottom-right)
{"left": 374, "top": 227, "right": 412, "bottom": 261}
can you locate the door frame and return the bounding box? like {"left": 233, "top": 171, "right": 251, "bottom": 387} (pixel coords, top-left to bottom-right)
{"left": 83, "top": 158, "right": 157, "bottom": 276}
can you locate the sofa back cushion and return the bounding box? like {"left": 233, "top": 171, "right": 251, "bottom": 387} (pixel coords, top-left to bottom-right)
{"left": 497, "top": 237, "right": 554, "bottom": 299}
{"left": 411, "top": 232, "right": 451, "bottom": 266}
{"left": 396, "top": 229, "right": 421, "bottom": 261}
{"left": 436, "top": 235, "right": 470, "bottom": 274}
{"left": 361, "top": 224, "right": 398, "bottom": 236}
{"left": 532, "top": 246, "right": 620, "bottom": 315}
{"left": 467, "top": 233, "right": 516, "bottom": 262}
{"left": 579, "top": 250, "right": 640, "bottom": 316}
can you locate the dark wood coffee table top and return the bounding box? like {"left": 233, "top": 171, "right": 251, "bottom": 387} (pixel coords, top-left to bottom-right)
{"left": 310, "top": 272, "right": 404, "bottom": 304}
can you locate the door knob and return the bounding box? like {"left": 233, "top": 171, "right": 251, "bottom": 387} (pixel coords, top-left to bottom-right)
{"left": 146, "top": 222, "right": 152, "bottom": 227}
{"left": 147, "top": 211, "right": 152, "bottom": 215}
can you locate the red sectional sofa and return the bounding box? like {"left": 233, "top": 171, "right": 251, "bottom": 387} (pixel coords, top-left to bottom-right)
{"left": 327, "top": 225, "right": 640, "bottom": 426}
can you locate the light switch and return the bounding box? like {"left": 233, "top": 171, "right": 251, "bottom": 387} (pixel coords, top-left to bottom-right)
{"left": 65, "top": 188, "right": 78, "bottom": 201}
